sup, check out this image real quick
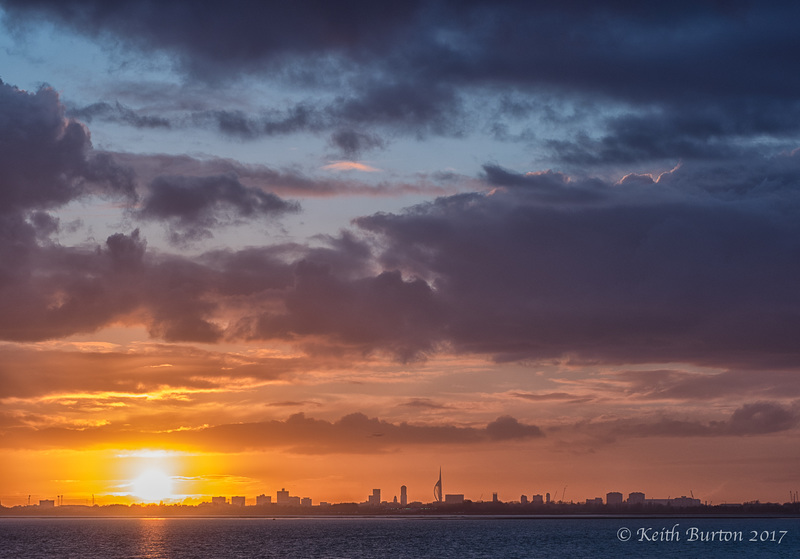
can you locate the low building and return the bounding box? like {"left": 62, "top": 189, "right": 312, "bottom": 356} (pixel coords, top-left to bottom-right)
{"left": 531, "top": 494, "right": 544, "bottom": 504}
{"left": 586, "top": 497, "right": 603, "bottom": 505}
{"left": 231, "top": 496, "right": 245, "bottom": 507}
{"left": 606, "top": 492, "right": 623, "bottom": 505}
{"left": 301, "top": 497, "right": 312, "bottom": 507}
{"left": 627, "top": 492, "right": 645, "bottom": 505}
{"left": 444, "top": 494, "right": 464, "bottom": 504}
{"left": 39, "top": 500, "right": 55, "bottom": 508}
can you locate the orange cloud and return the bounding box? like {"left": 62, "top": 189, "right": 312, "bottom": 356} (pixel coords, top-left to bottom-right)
{"left": 322, "top": 161, "right": 382, "bottom": 172}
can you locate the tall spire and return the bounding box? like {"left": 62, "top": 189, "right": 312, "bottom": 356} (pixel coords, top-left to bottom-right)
{"left": 433, "top": 467, "right": 442, "bottom": 502}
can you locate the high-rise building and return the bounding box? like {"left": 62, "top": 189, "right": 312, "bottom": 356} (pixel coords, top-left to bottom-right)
{"left": 368, "top": 489, "right": 381, "bottom": 506}
{"left": 231, "top": 496, "right": 245, "bottom": 507}
{"left": 492, "top": 492, "right": 498, "bottom": 503}
{"left": 546, "top": 492, "right": 551, "bottom": 504}
{"left": 276, "top": 488, "right": 290, "bottom": 505}
{"left": 256, "top": 494, "right": 271, "bottom": 506}
{"left": 211, "top": 496, "right": 227, "bottom": 505}
{"left": 520, "top": 495, "right": 528, "bottom": 504}
{"left": 400, "top": 485, "right": 407, "bottom": 506}
{"left": 532, "top": 494, "right": 544, "bottom": 504}
{"left": 433, "top": 468, "right": 442, "bottom": 503}
{"left": 301, "top": 497, "right": 312, "bottom": 507}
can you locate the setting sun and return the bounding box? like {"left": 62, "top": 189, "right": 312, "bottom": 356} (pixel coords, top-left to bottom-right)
{"left": 131, "top": 468, "right": 173, "bottom": 503}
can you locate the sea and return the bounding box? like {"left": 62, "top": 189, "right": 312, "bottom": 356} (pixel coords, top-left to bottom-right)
{"left": 1, "top": 516, "right": 799, "bottom": 558}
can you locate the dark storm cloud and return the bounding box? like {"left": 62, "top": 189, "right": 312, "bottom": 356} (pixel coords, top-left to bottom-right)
{"left": 0, "top": 227, "right": 292, "bottom": 343}
{"left": 7, "top": 1, "right": 800, "bottom": 149}
{"left": 136, "top": 174, "right": 300, "bottom": 245}
{"left": 0, "top": 80, "right": 135, "bottom": 212}
{"left": 547, "top": 102, "right": 800, "bottom": 167}
{"left": 349, "top": 152, "right": 800, "bottom": 366}
{"left": 248, "top": 264, "right": 447, "bottom": 362}
{"left": 6, "top": 1, "right": 798, "bottom": 99}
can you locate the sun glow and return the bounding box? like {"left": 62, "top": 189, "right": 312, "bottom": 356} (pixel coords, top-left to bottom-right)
{"left": 131, "top": 468, "right": 174, "bottom": 503}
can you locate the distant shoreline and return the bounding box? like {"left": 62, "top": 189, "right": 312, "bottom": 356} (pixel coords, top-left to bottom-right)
{"left": 3, "top": 506, "right": 800, "bottom": 520}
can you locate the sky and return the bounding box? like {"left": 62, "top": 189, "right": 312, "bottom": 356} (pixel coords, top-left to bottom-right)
{"left": 1, "top": 0, "right": 800, "bottom": 507}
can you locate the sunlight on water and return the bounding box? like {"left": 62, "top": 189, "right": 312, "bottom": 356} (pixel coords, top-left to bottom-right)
{"left": 137, "top": 518, "right": 169, "bottom": 559}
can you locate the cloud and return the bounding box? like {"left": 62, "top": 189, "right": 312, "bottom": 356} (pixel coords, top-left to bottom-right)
{"left": 511, "top": 392, "right": 590, "bottom": 403}
{"left": 322, "top": 161, "right": 382, "bottom": 173}
{"left": 398, "top": 398, "right": 450, "bottom": 410}
{"left": 136, "top": 174, "right": 300, "bottom": 245}
{"left": 547, "top": 103, "right": 800, "bottom": 168}
{"left": 349, "top": 152, "right": 800, "bottom": 366}
{"left": 0, "top": 80, "right": 135, "bottom": 213}
{"left": 0, "top": 411, "right": 544, "bottom": 452}
{"left": 0, "top": 341, "right": 295, "bottom": 401}
{"left": 69, "top": 101, "right": 171, "bottom": 129}
{"left": 616, "top": 369, "right": 800, "bottom": 401}
{"left": 485, "top": 415, "right": 544, "bottom": 441}
{"left": 9, "top": 1, "right": 800, "bottom": 155}
{"left": 247, "top": 265, "right": 447, "bottom": 362}
{"left": 328, "top": 129, "right": 387, "bottom": 159}
{"left": 108, "top": 152, "right": 450, "bottom": 198}
{"left": 579, "top": 402, "right": 799, "bottom": 441}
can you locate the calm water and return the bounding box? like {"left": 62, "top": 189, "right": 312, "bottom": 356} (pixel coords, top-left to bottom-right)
{"left": 1, "top": 516, "right": 798, "bottom": 558}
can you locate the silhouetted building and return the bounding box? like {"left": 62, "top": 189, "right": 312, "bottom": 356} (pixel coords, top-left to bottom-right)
{"left": 586, "top": 497, "right": 603, "bottom": 505}
{"left": 434, "top": 468, "right": 442, "bottom": 503}
{"left": 276, "top": 488, "right": 290, "bottom": 505}
{"left": 520, "top": 495, "right": 528, "bottom": 504}
{"left": 400, "top": 485, "right": 407, "bottom": 506}
{"left": 606, "top": 492, "right": 623, "bottom": 506}
{"left": 492, "top": 492, "right": 498, "bottom": 503}
{"left": 39, "top": 500, "right": 55, "bottom": 508}
{"left": 301, "top": 497, "right": 312, "bottom": 507}
{"left": 288, "top": 496, "right": 301, "bottom": 506}
{"left": 368, "top": 489, "right": 381, "bottom": 506}
{"left": 645, "top": 496, "right": 700, "bottom": 508}
{"left": 211, "top": 496, "right": 227, "bottom": 505}
{"left": 231, "top": 496, "right": 245, "bottom": 507}
{"left": 627, "top": 492, "right": 645, "bottom": 505}
{"left": 546, "top": 492, "right": 551, "bottom": 504}
{"left": 445, "top": 494, "right": 464, "bottom": 504}
{"left": 256, "top": 494, "right": 271, "bottom": 506}
{"left": 532, "top": 494, "right": 544, "bottom": 504}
